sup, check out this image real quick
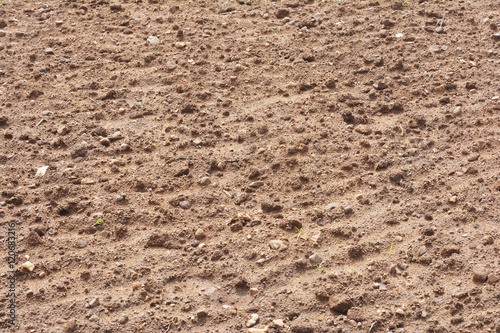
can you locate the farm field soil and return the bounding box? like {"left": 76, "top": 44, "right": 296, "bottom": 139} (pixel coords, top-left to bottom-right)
{"left": 0, "top": 0, "right": 499, "bottom": 332}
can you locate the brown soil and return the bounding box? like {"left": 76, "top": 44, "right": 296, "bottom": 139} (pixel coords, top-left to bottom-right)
{"left": 0, "top": 0, "right": 499, "bottom": 332}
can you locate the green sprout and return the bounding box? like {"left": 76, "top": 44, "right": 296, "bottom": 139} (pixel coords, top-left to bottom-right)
{"left": 472, "top": 218, "right": 475, "bottom": 226}
{"left": 316, "top": 263, "right": 322, "bottom": 274}
{"left": 389, "top": 242, "right": 394, "bottom": 254}
{"left": 152, "top": 143, "right": 156, "bottom": 147}
{"left": 11, "top": 49, "right": 15, "bottom": 56}
{"left": 432, "top": 129, "right": 435, "bottom": 137}
{"left": 94, "top": 218, "right": 104, "bottom": 226}
{"left": 295, "top": 226, "right": 303, "bottom": 235}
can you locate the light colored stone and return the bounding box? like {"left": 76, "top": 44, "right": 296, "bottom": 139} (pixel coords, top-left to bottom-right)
{"left": 35, "top": 165, "right": 49, "bottom": 177}
{"left": 199, "top": 177, "right": 211, "bottom": 186}
{"left": 21, "top": 261, "right": 35, "bottom": 272}
{"left": 269, "top": 239, "right": 287, "bottom": 251}
{"left": 147, "top": 36, "right": 159, "bottom": 44}
{"left": 246, "top": 313, "right": 259, "bottom": 327}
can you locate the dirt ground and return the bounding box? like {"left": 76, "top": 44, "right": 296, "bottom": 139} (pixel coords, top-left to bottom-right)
{"left": 0, "top": 0, "right": 499, "bottom": 332}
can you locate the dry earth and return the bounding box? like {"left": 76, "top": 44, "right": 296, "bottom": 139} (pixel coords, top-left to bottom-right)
{"left": 0, "top": 0, "right": 499, "bottom": 332}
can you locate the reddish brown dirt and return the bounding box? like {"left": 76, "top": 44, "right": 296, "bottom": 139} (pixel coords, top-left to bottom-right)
{"left": 0, "top": 0, "right": 499, "bottom": 332}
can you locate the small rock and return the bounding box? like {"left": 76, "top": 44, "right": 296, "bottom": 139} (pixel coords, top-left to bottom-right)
{"left": 167, "top": 61, "right": 177, "bottom": 70}
{"left": 493, "top": 32, "right": 500, "bottom": 40}
{"left": 309, "top": 254, "right": 322, "bottom": 264}
{"left": 175, "top": 42, "right": 186, "bottom": 49}
{"left": 195, "top": 228, "right": 206, "bottom": 240}
{"left": 89, "top": 298, "right": 99, "bottom": 308}
{"left": 116, "top": 195, "right": 125, "bottom": 201}
{"left": 81, "top": 178, "right": 95, "bottom": 185}
{"left": 147, "top": 36, "right": 160, "bottom": 44}
{"left": 429, "top": 45, "right": 441, "bottom": 52}
{"left": 435, "top": 26, "right": 444, "bottom": 33}
{"left": 89, "top": 314, "right": 99, "bottom": 322}
{"left": 487, "top": 274, "right": 499, "bottom": 284}
{"left": 246, "top": 313, "right": 259, "bottom": 327}
{"left": 35, "top": 165, "right": 49, "bottom": 177}
{"left": 78, "top": 241, "right": 87, "bottom": 248}
{"left": 197, "top": 310, "right": 208, "bottom": 318}
{"left": 473, "top": 265, "right": 489, "bottom": 283}
{"left": 249, "top": 181, "right": 264, "bottom": 188}
{"left": 118, "top": 315, "right": 128, "bottom": 324}
{"left": 57, "top": 125, "right": 69, "bottom": 136}
{"left": 449, "top": 196, "right": 458, "bottom": 204}
{"left": 109, "top": 131, "right": 123, "bottom": 141}
{"left": 179, "top": 201, "right": 191, "bottom": 209}
{"left": 99, "top": 138, "right": 111, "bottom": 146}
{"left": 269, "top": 239, "right": 288, "bottom": 251}
{"left": 63, "top": 319, "right": 77, "bottom": 332}
{"left": 248, "top": 327, "right": 268, "bottom": 333}
{"left": 199, "top": 177, "right": 211, "bottom": 186}
{"left": 21, "top": 261, "right": 35, "bottom": 272}
{"left": 249, "top": 288, "right": 259, "bottom": 296}
{"left": 395, "top": 308, "right": 405, "bottom": 316}
{"left": 45, "top": 47, "right": 54, "bottom": 55}
{"left": 417, "top": 246, "right": 427, "bottom": 256}
{"left": 273, "top": 319, "right": 285, "bottom": 327}
{"left": 355, "top": 125, "right": 372, "bottom": 135}
{"left": 120, "top": 143, "right": 130, "bottom": 151}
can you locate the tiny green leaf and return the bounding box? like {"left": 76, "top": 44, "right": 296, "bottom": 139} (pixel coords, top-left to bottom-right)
{"left": 389, "top": 242, "right": 394, "bottom": 254}
{"left": 94, "top": 218, "right": 104, "bottom": 226}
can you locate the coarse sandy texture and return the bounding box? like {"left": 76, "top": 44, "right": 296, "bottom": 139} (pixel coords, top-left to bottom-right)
{"left": 0, "top": 0, "right": 499, "bottom": 332}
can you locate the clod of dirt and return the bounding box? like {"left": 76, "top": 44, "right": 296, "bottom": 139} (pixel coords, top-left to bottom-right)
{"left": 276, "top": 9, "right": 290, "bottom": 19}
{"left": 329, "top": 295, "right": 354, "bottom": 314}
{"left": 261, "top": 202, "right": 283, "bottom": 213}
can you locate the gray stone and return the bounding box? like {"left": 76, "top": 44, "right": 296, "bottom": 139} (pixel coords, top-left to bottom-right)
{"left": 179, "top": 201, "right": 191, "bottom": 209}
{"left": 147, "top": 36, "right": 160, "bottom": 44}
{"left": 309, "top": 254, "right": 322, "bottom": 264}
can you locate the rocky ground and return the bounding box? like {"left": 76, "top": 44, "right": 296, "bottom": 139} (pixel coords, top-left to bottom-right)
{"left": 0, "top": 0, "right": 499, "bottom": 332}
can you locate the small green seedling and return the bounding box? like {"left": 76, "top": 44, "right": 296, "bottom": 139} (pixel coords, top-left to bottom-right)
{"left": 472, "top": 218, "right": 475, "bottom": 226}
{"left": 389, "top": 242, "right": 394, "bottom": 254}
{"left": 94, "top": 218, "right": 103, "bottom": 226}
{"left": 316, "top": 263, "right": 322, "bottom": 274}
{"left": 432, "top": 129, "right": 435, "bottom": 137}
{"left": 11, "top": 49, "right": 15, "bottom": 56}
{"left": 152, "top": 143, "right": 156, "bottom": 147}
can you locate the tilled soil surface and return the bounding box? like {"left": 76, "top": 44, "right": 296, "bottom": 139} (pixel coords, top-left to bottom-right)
{"left": 0, "top": 0, "right": 499, "bottom": 332}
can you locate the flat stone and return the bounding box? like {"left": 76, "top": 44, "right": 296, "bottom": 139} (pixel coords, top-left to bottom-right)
{"left": 487, "top": 274, "right": 499, "bottom": 284}
{"left": 179, "top": 201, "right": 191, "bottom": 209}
